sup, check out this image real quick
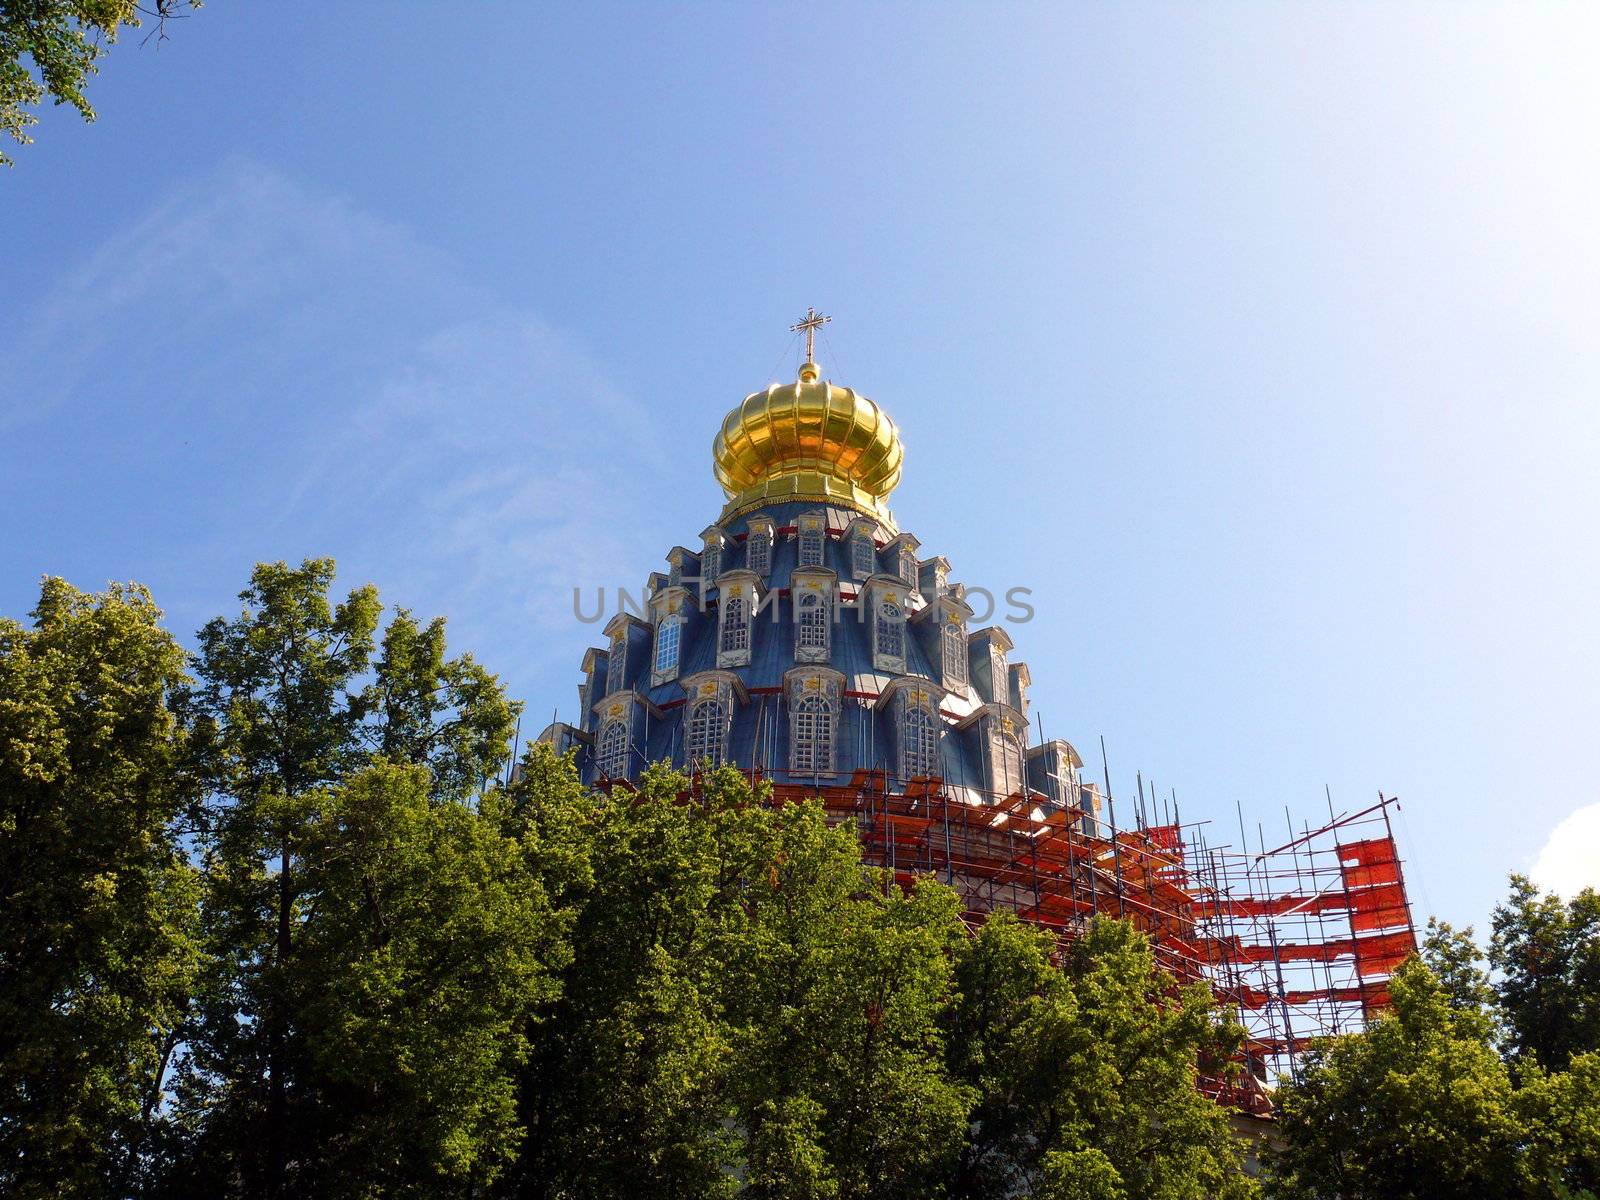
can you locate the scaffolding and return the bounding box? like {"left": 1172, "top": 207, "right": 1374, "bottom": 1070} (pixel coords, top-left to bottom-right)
{"left": 749, "top": 769, "right": 1418, "bottom": 1103}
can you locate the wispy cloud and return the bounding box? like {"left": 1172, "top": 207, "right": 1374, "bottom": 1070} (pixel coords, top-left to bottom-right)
{"left": 1, "top": 160, "right": 662, "bottom": 707}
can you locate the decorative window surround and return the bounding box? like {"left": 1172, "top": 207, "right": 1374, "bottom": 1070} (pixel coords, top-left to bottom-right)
{"left": 602, "top": 614, "right": 651, "bottom": 697}
{"left": 989, "top": 720, "right": 1025, "bottom": 800}
{"left": 653, "top": 615, "right": 682, "bottom": 679}
{"left": 1009, "top": 662, "right": 1032, "bottom": 716}
{"left": 797, "top": 511, "right": 826, "bottom": 568}
{"left": 687, "top": 698, "right": 728, "bottom": 767}
{"left": 942, "top": 617, "right": 968, "bottom": 687}
{"left": 648, "top": 587, "right": 690, "bottom": 687}
{"left": 791, "top": 567, "right": 835, "bottom": 665}
{"left": 597, "top": 718, "right": 629, "bottom": 779}
{"left": 902, "top": 704, "right": 939, "bottom": 779}
{"left": 785, "top": 667, "right": 844, "bottom": 779}
{"left": 954, "top": 702, "right": 1030, "bottom": 805}
{"left": 846, "top": 518, "right": 880, "bottom": 582}
{"left": 884, "top": 532, "right": 922, "bottom": 600}
{"left": 868, "top": 580, "right": 908, "bottom": 673}
{"left": 876, "top": 678, "right": 948, "bottom": 784}
{"left": 666, "top": 546, "right": 698, "bottom": 592}
{"left": 714, "top": 570, "right": 763, "bottom": 668}
{"left": 1026, "top": 739, "right": 1085, "bottom": 812}
{"left": 966, "top": 627, "right": 1016, "bottom": 708}
{"left": 679, "top": 671, "right": 746, "bottom": 770}
{"left": 700, "top": 526, "right": 727, "bottom": 584}
{"left": 745, "top": 515, "right": 774, "bottom": 578}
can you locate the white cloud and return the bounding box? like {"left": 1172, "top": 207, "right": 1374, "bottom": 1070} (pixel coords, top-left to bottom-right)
{"left": 1530, "top": 803, "right": 1600, "bottom": 897}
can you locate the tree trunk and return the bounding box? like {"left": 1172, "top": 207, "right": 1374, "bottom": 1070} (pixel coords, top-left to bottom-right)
{"left": 266, "top": 829, "right": 292, "bottom": 1198}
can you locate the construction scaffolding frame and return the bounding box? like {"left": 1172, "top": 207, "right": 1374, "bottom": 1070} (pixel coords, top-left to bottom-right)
{"left": 750, "top": 768, "right": 1418, "bottom": 1103}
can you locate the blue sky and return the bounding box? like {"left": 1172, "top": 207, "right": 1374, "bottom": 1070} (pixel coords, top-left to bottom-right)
{"left": 3, "top": 4, "right": 1597, "bottom": 935}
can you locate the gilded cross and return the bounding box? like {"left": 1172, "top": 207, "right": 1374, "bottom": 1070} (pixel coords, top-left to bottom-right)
{"left": 789, "top": 306, "right": 832, "bottom": 362}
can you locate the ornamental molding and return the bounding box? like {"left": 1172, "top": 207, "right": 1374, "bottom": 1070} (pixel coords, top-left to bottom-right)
{"left": 588, "top": 688, "right": 666, "bottom": 721}
{"left": 953, "top": 700, "right": 1028, "bottom": 734}
{"left": 678, "top": 669, "right": 750, "bottom": 706}
{"left": 873, "top": 674, "right": 948, "bottom": 713}
{"left": 602, "top": 612, "right": 651, "bottom": 640}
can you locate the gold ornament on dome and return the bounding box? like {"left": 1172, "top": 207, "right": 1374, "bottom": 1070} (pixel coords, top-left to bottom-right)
{"left": 712, "top": 310, "right": 905, "bottom": 528}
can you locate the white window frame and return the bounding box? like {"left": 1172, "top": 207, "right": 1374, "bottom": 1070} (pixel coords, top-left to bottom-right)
{"left": 942, "top": 619, "right": 968, "bottom": 686}
{"left": 652, "top": 615, "right": 682, "bottom": 680}
{"left": 597, "top": 718, "right": 629, "bottom": 779}
{"left": 851, "top": 535, "right": 876, "bottom": 580}
{"left": 720, "top": 594, "right": 749, "bottom": 655}
{"left": 989, "top": 725, "right": 1024, "bottom": 799}
{"left": 875, "top": 598, "right": 904, "bottom": 663}
{"left": 686, "top": 698, "right": 729, "bottom": 767}
{"left": 795, "top": 589, "right": 830, "bottom": 661}
{"left": 901, "top": 703, "right": 940, "bottom": 779}
{"left": 789, "top": 692, "right": 836, "bottom": 776}
{"left": 798, "top": 520, "right": 825, "bottom": 567}
{"left": 702, "top": 543, "right": 721, "bottom": 582}
{"left": 607, "top": 631, "right": 628, "bottom": 695}
{"left": 747, "top": 531, "right": 771, "bottom": 576}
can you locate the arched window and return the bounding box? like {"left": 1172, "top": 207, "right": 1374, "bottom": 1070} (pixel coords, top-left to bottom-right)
{"left": 899, "top": 550, "right": 918, "bottom": 589}
{"left": 989, "top": 728, "right": 1024, "bottom": 799}
{"left": 796, "top": 590, "right": 830, "bottom": 659}
{"left": 686, "top": 698, "right": 728, "bottom": 767}
{"left": 747, "top": 532, "right": 771, "bottom": 576}
{"left": 876, "top": 600, "right": 904, "bottom": 661}
{"left": 942, "top": 620, "right": 967, "bottom": 686}
{"left": 799, "top": 521, "right": 824, "bottom": 567}
{"left": 852, "top": 535, "right": 876, "bottom": 580}
{"left": 990, "top": 648, "right": 1009, "bottom": 705}
{"left": 790, "top": 693, "right": 835, "bottom": 775}
{"left": 607, "top": 630, "right": 628, "bottom": 694}
{"left": 720, "top": 595, "right": 749, "bottom": 655}
{"left": 901, "top": 704, "right": 940, "bottom": 779}
{"left": 653, "top": 617, "right": 681, "bottom": 678}
{"left": 597, "top": 718, "right": 629, "bottom": 779}
{"left": 702, "top": 544, "right": 721, "bottom": 582}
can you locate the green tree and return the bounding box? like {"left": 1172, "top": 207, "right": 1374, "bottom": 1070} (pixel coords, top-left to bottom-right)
{"left": 499, "top": 761, "right": 976, "bottom": 1200}
{"left": 946, "top": 914, "right": 1256, "bottom": 1200}
{"left": 729, "top": 858, "right": 973, "bottom": 1200}
{"left": 176, "top": 559, "right": 526, "bottom": 1198}
{"left": 1518, "top": 1049, "right": 1600, "bottom": 1199}
{"left": 0, "top": 0, "right": 200, "bottom": 166}
{"left": 1267, "top": 955, "right": 1533, "bottom": 1200}
{"left": 0, "top": 578, "right": 199, "bottom": 1198}
{"left": 1421, "top": 917, "right": 1497, "bottom": 1016}
{"left": 1492, "top": 874, "right": 1600, "bottom": 1072}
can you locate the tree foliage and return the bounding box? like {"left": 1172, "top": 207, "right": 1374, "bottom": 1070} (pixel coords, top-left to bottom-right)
{"left": 949, "top": 914, "right": 1254, "bottom": 1200}
{"left": 172, "top": 559, "right": 527, "bottom": 1198}
{"left": 1267, "top": 895, "right": 1600, "bottom": 1200}
{"left": 1, "top": 560, "right": 1285, "bottom": 1198}
{"left": 1492, "top": 874, "right": 1600, "bottom": 1073}
{"left": 0, "top": 578, "right": 198, "bottom": 1198}
{"left": 0, "top": 0, "right": 200, "bottom": 166}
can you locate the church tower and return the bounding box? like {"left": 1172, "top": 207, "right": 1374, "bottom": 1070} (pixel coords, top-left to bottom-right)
{"left": 538, "top": 313, "right": 1099, "bottom": 830}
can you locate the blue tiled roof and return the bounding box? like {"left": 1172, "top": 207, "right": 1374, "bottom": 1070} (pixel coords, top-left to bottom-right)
{"left": 560, "top": 498, "right": 1071, "bottom": 809}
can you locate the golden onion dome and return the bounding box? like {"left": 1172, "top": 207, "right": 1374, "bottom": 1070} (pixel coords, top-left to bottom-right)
{"left": 713, "top": 359, "right": 904, "bottom": 528}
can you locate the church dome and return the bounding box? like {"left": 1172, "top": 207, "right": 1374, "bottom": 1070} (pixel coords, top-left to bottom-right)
{"left": 712, "top": 360, "right": 904, "bottom": 528}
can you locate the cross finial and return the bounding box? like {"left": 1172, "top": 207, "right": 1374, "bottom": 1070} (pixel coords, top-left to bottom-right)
{"left": 789, "top": 306, "right": 832, "bottom": 365}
